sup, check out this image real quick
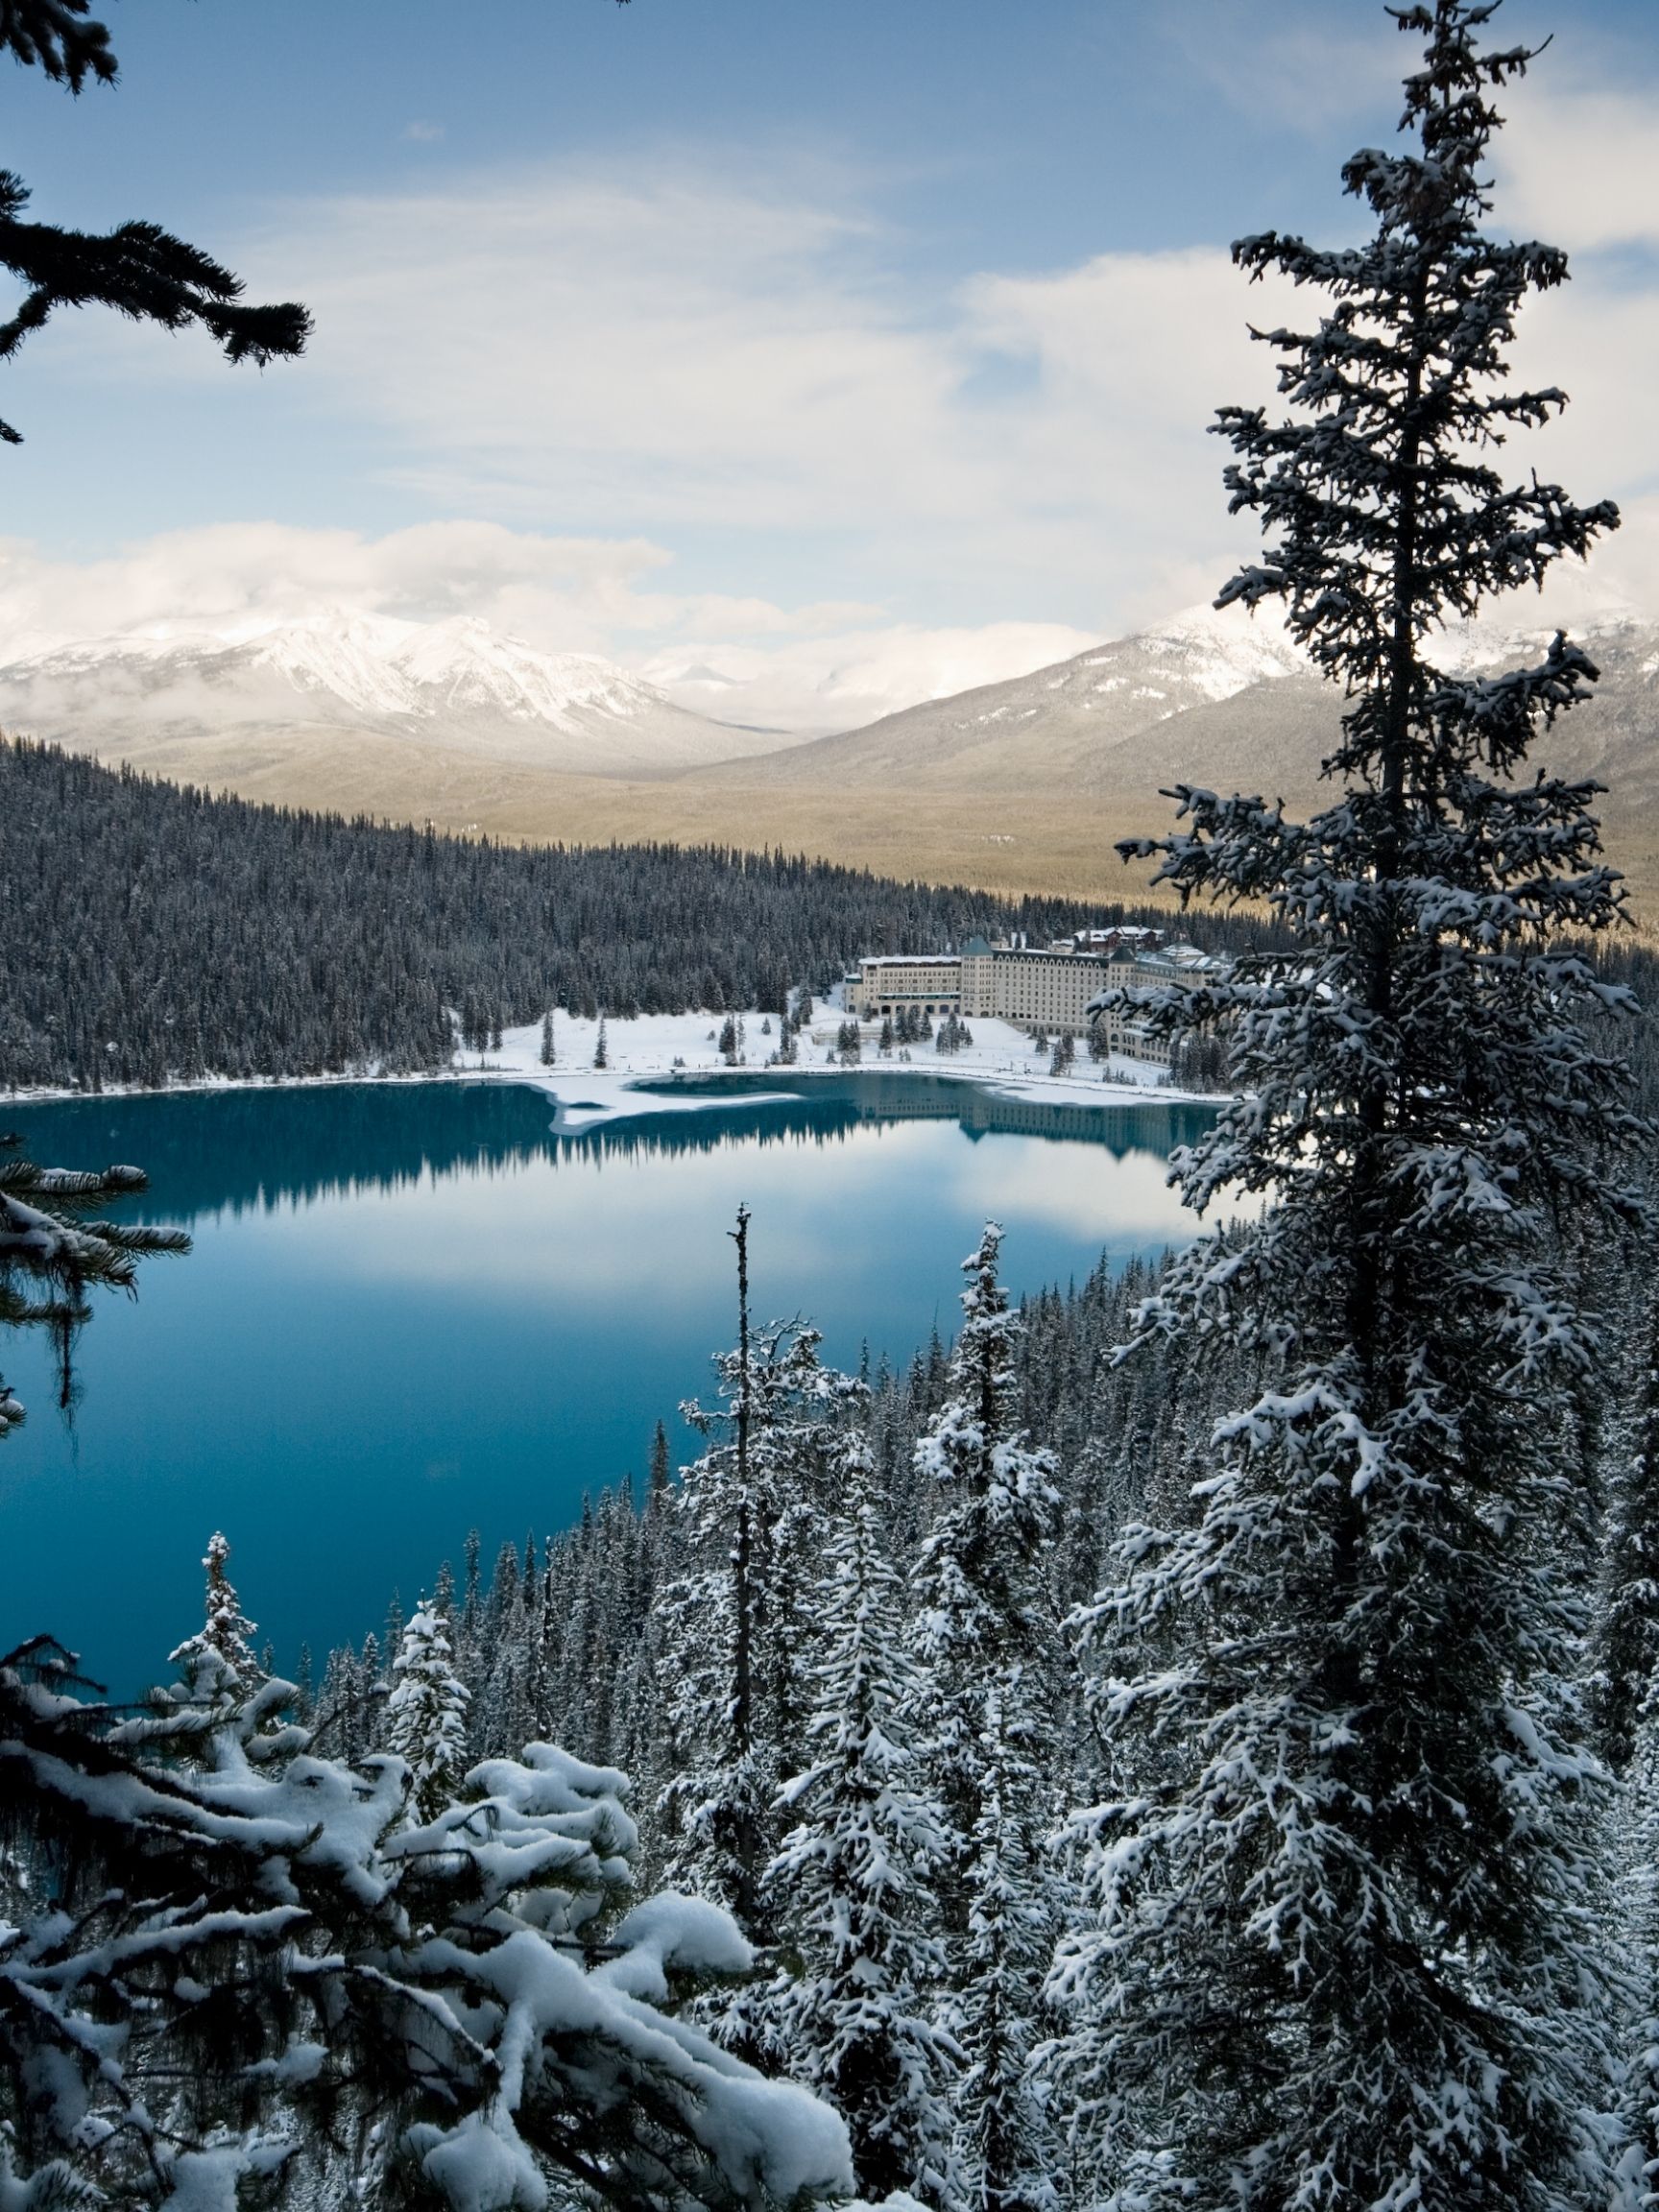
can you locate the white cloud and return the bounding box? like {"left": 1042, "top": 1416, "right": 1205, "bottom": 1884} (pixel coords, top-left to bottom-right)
{"left": 1511, "top": 282, "right": 1659, "bottom": 507}
{"left": 1485, "top": 76, "right": 1659, "bottom": 612}
{"left": 12, "top": 104, "right": 1655, "bottom": 711}
{"left": 238, "top": 139, "right": 1649, "bottom": 627}
{"left": 205, "top": 154, "right": 1293, "bottom": 625}
{"left": 1154, "top": 2, "right": 1401, "bottom": 140}
{"left": 0, "top": 521, "right": 666, "bottom": 660}
{"left": 0, "top": 521, "right": 1101, "bottom": 733}
{"left": 1497, "top": 81, "right": 1659, "bottom": 255}
{"left": 645, "top": 618, "right": 1101, "bottom": 733}
{"left": 247, "top": 161, "right": 939, "bottom": 525}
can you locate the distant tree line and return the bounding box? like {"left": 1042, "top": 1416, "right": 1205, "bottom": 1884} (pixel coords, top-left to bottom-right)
{"left": 0, "top": 739, "right": 1261, "bottom": 1094}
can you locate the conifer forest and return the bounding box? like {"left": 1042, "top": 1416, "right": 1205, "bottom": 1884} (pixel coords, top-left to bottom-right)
{"left": 0, "top": 736, "right": 1244, "bottom": 1093}
{"left": 6, "top": 7, "right": 1659, "bottom": 2212}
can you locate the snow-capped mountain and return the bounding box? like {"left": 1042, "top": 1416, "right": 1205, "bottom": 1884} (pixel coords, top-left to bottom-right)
{"left": 0, "top": 611, "right": 794, "bottom": 780}
{"left": 697, "top": 598, "right": 1659, "bottom": 824}
{"left": 690, "top": 603, "right": 1324, "bottom": 794}
{"left": 9, "top": 597, "right": 1653, "bottom": 850}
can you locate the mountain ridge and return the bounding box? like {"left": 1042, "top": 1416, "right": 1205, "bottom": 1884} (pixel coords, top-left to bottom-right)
{"left": 0, "top": 609, "right": 799, "bottom": 781}
{"left": 694, "top": 601, "right": 1659, "bottom": 817}
{"left": 6, "top": 597, "right": 1654, "bottom": 909}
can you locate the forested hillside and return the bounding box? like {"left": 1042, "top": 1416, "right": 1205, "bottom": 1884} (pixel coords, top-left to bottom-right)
{"left": 0, "top": 737, "right": 1249, "bottom": 1092}
{"left": 305, "top": 1174, "right": 1659, "bottom": 2208}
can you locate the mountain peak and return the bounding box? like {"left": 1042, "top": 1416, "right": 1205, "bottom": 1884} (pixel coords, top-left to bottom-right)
{"left": 0, "top": 607, "right": 801, "bottom": 779}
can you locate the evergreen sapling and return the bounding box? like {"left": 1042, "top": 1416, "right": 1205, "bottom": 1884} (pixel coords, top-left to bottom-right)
{"left": 385, "top": 1598, "right": 471, "bottom": 1823}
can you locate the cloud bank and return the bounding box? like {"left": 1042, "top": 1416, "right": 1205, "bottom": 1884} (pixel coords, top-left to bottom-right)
{"left": 0, "top": 521, "right": 1099, "bottom": 734}
{"left": 13, "top": 73, "right": 1657, "bottom": 733}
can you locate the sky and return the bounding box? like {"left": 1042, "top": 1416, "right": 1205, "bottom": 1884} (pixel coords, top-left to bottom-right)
{"left": 2, "top": 0, "right": 1657, "bottom": 731}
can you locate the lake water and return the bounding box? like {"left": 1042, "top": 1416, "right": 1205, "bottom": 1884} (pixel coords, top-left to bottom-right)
{"left": 1, "top": 1074, "right": 1213, "bottom": 1696}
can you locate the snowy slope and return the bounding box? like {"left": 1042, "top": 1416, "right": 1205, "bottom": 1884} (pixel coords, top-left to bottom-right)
{"left": 10, "top": 597, "right": 1653, "bottom": 837}
{"left": 688, "top": 604, "right": 1321, "bottom": 793}
{"left": 691, "top": 598, "right": 1659, "bottom": 821}
{"left": 0, "top": 610, "right": 798, "bottom": 779}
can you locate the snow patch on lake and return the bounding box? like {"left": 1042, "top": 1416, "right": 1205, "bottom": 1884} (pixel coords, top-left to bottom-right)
{"left": 470, "top": 1002, "right": 1203, "bottom": 1132}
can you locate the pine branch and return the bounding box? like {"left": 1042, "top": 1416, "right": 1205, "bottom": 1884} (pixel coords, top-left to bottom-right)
{"left": 0, "top": 0, "right": 115, "bottom": 91}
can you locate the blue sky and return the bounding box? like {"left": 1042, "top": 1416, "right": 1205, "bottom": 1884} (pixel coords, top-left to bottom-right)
{"left": 3, "top": 0, "right": 1656, "bottom": 728}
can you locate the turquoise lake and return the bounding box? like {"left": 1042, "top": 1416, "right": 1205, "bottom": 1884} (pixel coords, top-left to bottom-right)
{"left": 0, "top": 1075, "right": 1214, "bottom": 1696}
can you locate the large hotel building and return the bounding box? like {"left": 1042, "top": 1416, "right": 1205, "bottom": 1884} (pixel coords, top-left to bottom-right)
{"left": 848, "top": 931, "right": 1226, "bottom": 1065}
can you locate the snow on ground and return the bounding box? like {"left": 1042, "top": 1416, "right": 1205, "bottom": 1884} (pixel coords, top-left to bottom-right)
{"left": 475, "top": 1001, "right": 1198, "bottom": 1135}
{"left": 11, "top": 987, "right": 1212, "bottom": 1119}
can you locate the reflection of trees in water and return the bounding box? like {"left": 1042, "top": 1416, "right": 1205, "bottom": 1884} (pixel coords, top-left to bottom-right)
{"left": 6, "top": 1077, "right": 1216, "bottom": 1222}
{"left": 6, "top": 1082, "right": 561, "bottom": 1221}
{"left": 591, "top": 1075, "right": 1214, "bottom": 1166}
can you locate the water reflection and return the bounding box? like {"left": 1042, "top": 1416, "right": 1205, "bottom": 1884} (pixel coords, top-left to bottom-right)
{"left": 0, "top": 1074, "right": 1213, "bottom": 1699}
{"left": 5, "top": 1075, "right": 1214, "bottom": 1223}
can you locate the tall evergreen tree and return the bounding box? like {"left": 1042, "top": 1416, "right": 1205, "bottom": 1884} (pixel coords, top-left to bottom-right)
{"left": 1594, "top": 1291, "right": 1659, "bottom": 1771}
{"left": 764, "top": 1431, "right": 957, "bottom": 2205}
{"left": 167, "top": 1529, "right": 260, "bottom": 1700}
{"left": 648, "top": 1417, "right": 672, "bottom": 1509}
{"left": 473, "top": 1537, "right": 537, "bottom": 1758}
{"left": 908, "top": 1225, "right": 1064, "bottom": 2212}
{"left": 1058, "top": 10, "right": 1643, "bottom": 2210}
{"left": 953, "top": 1671, "right": 1066, "bottom": 2212}
{"left": 658, "top": 1209, "right": 851, "bottom": 1937}
{"left": 142, "top": 1534, "right": 306, "bottom": 1776}
{"left": 1614, "top": 1669, "right": 1659, "bottom": 2211}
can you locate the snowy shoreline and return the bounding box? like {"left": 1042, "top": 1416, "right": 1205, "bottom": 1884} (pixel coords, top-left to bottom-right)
{"left": 5, "top": 1006, "right": 1218, "bottom": 1130}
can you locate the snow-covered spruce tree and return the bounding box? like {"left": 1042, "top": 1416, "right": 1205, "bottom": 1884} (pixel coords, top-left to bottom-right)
{"left": 168, "top": 1530, "right": 260, "bottom": 1695}
{"left": 763, "top": 1430, "right": 958, "bottom": 2204}
{"left": 1054, "top": 9, "right": 1643, "bottom": 2210}
{"left": 908, "top": 1224, "right": 1065, "bottom": 2212}
{"left": 471, "top": 1535, "right": 540, "bottom": 1760}
{"left": 1613, "top": 1670, "right": 1659, "bottom": 2211}
{"left": 5, "top": 1644, "right": 855, "bottom": 2208}
{"left": 953, "top": 1673, "right": 1068, "bottom": 2212}
{"left": 385, "top": 1597, "right": 471, "bottom": 1822}
{"left": 1593, "top": 1291, "right": 1659, "bottom": 1771}
{"left": 149, "top": 1529, "right": 299, "bottom": 1767}
{"left": 130, "top": 1545, "right": 309, "bottom": 1783}
{"left": 657, "top": 1208, "right": 854, "bottom": 1939}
